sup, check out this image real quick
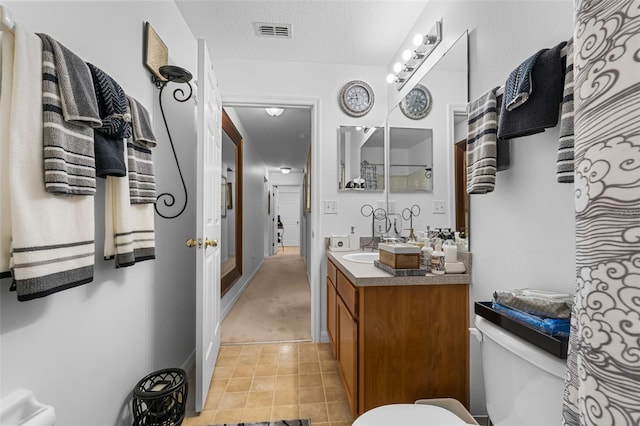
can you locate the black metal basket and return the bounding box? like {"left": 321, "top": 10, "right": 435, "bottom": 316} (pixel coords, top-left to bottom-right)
{"left": 132, "top": 368, "right": 187, "bottom": 426}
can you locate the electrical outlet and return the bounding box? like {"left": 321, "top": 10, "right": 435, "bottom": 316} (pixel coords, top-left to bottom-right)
{"left": 324, "top": 200, "right": 338, "bottom": 214}
{"left": 433, "top": 200, "right": 446, "bottom": 214}
{"left": 387, "top": 200, "right": 396, "bottom": 214}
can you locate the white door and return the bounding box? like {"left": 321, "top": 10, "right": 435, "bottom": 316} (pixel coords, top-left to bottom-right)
{"left": 195, "top": 38, "right": 222, "bottom": 413}
{"left": 277, "top": 187, "right": 301, "bottom": 247}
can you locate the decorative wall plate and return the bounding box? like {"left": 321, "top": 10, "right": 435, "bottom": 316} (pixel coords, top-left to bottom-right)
{"left": 339, "top": 80, "right": 374, "bottom": 117}
{"left": 400, "top": 84, "right": 432, "bottom": 120}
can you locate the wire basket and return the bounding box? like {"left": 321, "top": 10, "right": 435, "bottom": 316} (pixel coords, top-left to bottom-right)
{"left": 132, "top": 368, "right": 187, "bottom": 426}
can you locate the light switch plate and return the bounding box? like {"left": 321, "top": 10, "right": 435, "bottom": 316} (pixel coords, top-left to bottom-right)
{"left": 433, "top": 200, "right": 446, "bottom": 214}
{"left": 324, "top": 200, "right": 338, "bottom": 214}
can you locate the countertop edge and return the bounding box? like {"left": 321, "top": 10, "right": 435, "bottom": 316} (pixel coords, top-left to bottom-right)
{"left": 327, "top": 250, "right": 471, "bottom": 287}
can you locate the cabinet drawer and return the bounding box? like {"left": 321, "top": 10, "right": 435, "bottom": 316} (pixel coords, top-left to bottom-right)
{"left": 327, "top": 260, "right": 337, "bottom": 288}
{"left": 337, "top": 270, "right": 358, "bottom": 318}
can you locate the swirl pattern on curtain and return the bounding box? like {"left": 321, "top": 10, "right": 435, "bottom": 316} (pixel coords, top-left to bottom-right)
{"left": 563, "top": 0, "right": 640, "bottom": 425}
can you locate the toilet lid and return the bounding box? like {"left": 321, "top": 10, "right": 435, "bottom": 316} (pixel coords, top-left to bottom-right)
{"left": 352, "top": 404, "right": 470, "bottom": 425}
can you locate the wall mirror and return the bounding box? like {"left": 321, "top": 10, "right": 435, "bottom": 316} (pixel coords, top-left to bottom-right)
{"left": 221, "top": 109, "right": 243, "bottom": 296}
{"left": 338, "top": 125, "right": 385, "bottom": 191}
{"left": 386, "top": 31, "right": 469, "bottom": 238}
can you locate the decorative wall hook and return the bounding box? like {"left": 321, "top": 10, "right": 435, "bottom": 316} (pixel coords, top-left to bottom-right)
{"left": 153, "top": 65, "right": 194, "bottom": 219}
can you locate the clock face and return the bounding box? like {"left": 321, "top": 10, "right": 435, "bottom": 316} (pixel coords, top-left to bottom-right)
{"left": 339, "top": 80, "right": 374, "bottom": 117}
{"left": 400, "top": 84, "right": 432, "bottom": 120}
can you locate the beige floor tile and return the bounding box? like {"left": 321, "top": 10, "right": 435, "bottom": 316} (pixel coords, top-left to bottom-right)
{"left": 226, "top": 377, "right": 252, "bottom": 392}
{"left": 216, "top": 355, "right": 239, "bottom": 367}
{"left": 257, "top": 353, "right": 277, "bottom": 366}
{"left": 232, "top": 364, "right": 256, "bottom": 378}
{"left": 241, "top": 344, "right": 263, "bottom": 355}
{"left": 299, "top": 386, "right": 325, "bottom": 404}
{"left": 251, "top": 376, "right": 276, "bottom": 391}
{"left": 213, "top": 365, "right": 234, "bottom": 379}
{"left": 324, "top": 386, "right": 347, "bottom": 403}
{"left": 274, "top": 388, "right": 299, "bottom": 406}
{"left": 318, "top": 343, "right": 332, "bottom": 352}
{"left": 278, "top": 344, "right": 298, "bottom": 355}
{"left": 319, "top": 350, "right": 335, "bottom": 361}
{"left": 298, "top": 343, "right": 318, "bottom": 353}
{"left": 299, "top": 402, "right": 329, "bottom": 423}
{"left": 214, "top": 408, "right": 243, "bottom": 423}
{"left": 242, "top": 406, "right": 273, "bottom": 422}
{"left": 218, "top": 391, "right": 248, "bottom": 410}
{"left": 277, "top": 351, "right": 298, "bottom": 363}
{"left": 254, "top": 363, "right": 277, "bottom": 377}
{"left": 182, "top": 410, "right": 215, "bottom": 426}
{"left": 329, "top": 422, "right": 353, "bottom": 426}
{"left": 260, "top": 343, "right": 282, "bottom": 354}
{"left": 299, "top": 351, "right": 319, "bottom": 363}
{"left": 209, "top": 378, "right": 228, "bottom": 393}
{"left": 327, "top": 401, "right": 353, "bottom": 423}
{"left": 275, "top": 374, "right": 299, "bottom": 390}
{"left": 271, "top": 404, "right": 299, "bottom": 420}
{"left": 299, "top": 361, "right": 321, "bottom": 374}
{"left": 321, "top": 360, "right": 338, "bottom": 373}
{"left": 277, "top": 362, "right": 299, "bottom": 375}
{"left": 238, "top": 353, "right": 260, "bottom": 366}
{"left": 220, "top": 345, "right": 243, "bottom": 356}
{"left": 245, "top": 390, "right": 274, "bottom": 408}
{"left": 322, "top": 372, "right": 342, "bottom": 388}
{"left": 299, "top": 373, "right": 322, "bottom": 388}
{"left": 204, "top": 391, "right": 223, "bottom": 410}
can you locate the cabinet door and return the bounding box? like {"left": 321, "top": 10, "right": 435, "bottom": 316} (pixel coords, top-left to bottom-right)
{"left": 327, "top": 278, "right": 338, "bottom": 357}
{"left": 337, "top": 297, "right": 358, "bottom": 418}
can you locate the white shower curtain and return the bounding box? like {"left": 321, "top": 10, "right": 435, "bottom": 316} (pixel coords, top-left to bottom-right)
{"left": 563, "top": 0, "right": 640, "bottom": 425}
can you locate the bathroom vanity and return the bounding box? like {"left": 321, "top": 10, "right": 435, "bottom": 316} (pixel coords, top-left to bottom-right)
{"left": 326, "top": 250, "right": 470, "bottom": 418}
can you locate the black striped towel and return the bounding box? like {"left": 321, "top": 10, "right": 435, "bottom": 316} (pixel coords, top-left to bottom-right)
{"left": 127, "top": 96, "right": 157, "bottom": 204}
{"left": 466, "top": 87, "right": 500, "bottom": 194}
{"left": 557, "top": 38, "right": 574, "bottom": 183}
{"left": 37, "top": 33, "right": 101, "bottom": 195}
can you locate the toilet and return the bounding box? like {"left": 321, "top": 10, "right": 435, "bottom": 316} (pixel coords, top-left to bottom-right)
{"left": 0, "top": 389, "right": 56, "bottom": 426}
{"left": 353, "top": 315, "right": 567, "bottom": 425}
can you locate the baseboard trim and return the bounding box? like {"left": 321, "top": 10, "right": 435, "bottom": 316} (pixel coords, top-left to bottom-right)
{"left": 319, "top": 331, "right": 329, "bottom": 343}
{"left": 181, "top": 349, "right": 196, "bottom": 373}
{"left": 220, "top": 258, "right": 264, "bottom": 321}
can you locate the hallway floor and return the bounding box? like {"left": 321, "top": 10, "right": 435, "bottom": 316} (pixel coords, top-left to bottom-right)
{"left": 183, "top": 342, "right": 353, "bottom": 425}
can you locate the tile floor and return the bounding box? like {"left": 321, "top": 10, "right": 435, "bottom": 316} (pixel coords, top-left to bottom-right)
{"left": 182, "top": 342, "right": 353, "bottom": 426}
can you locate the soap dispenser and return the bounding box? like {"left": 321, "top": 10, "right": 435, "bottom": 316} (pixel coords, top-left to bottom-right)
{"left": 431, "top": 239, "right": 446, "bottom": 275}
{"left": 349, "top": 226, "right": 360, "bottom": 251}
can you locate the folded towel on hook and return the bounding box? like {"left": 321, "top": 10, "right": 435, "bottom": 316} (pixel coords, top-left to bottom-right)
{"left": 557, "top": 38, "right": 574, "bottom": 183}
{"left": 503, "top": 49, "right": 546, "bottom": 111}
{"left": 37, "top": 33, "right": 100, "bottom": 195}
{"left": 87, "top": 62, "right": 131, "bottom": 178}
{"left": 497, "top": 41, "right": 567, "bottom": 140}
{"left": 127, "top": 96, "right": 157, "bottom": 204}
{"left": 1, "top": 31, "right": 15, "bottom": 276}
{"left": 10, "top": 27, "right": 94, "bottom": 300}
{"left": 466, "top": 87, "right": 500, "bottom": 194}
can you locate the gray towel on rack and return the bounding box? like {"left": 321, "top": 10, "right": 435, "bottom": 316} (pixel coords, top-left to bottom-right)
{"left": 557, "top": 38, "right": 574, "bottom": 183}
{"left": 37, "top": 33, "right": 97, "bottom": 195}
{"left": 87, "top": 63, "right": 131, "bottom": 178}
{"left": 497, "top": 41, "right": 567, "bottom": 140}
{"left": 466, "top": 87, "right": 500, "bottom": 194}
{"left": 126, "top": 96, "right": 157, "bottom": 204}
{"left": 504, "top": 49, "right": 546, "bottom": 111}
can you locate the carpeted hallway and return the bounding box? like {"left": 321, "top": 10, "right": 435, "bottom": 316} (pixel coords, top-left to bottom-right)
{"left": 221, "top": 247, "right": 311, "bottom": 343}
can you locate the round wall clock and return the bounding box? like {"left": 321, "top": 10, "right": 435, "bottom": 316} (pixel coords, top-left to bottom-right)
{"left": 339, "top": 80, "right": 374, "bottom": 117}
{"left": 400, "top": 84, "right": 432, "bottom": 120}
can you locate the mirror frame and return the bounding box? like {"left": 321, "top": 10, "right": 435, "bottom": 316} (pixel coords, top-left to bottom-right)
{"left": 221, "top": 108, "right": 243, "bottom": 297}
{"left": 337, "top": 125, "right": 385, "bottom": 192}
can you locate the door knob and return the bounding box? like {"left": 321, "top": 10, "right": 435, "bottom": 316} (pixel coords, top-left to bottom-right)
{"left": 185, "top": 238, "right": 198, "bottom": 248}
{"left": 204, "top": 238, "right": 218, "bottom": 248}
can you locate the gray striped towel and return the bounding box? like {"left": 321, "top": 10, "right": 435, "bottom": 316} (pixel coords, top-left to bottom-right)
{"left": 127, "top": 96, "right": 157, "bottom": 204}
{"left": 466, "top": 87, "right": 500, "bottom": 194}
{"left": 37, "top": 33, "right": 100, "bottom": 195}
{"left": 557, "top": 38, "right": 574, "bottom": 183}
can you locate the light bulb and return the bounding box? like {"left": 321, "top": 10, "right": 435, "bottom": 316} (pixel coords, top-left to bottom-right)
{"left": 413, "top": 33, "right": 424, "bottom": 46}
{"left": 386, "top": 73, "right": 396, "bottom": 84}
{"left": 402, "top": 49, "right": 413, "bottom": 61}
{"left": 393, "top": 62, "right": 402, "bottom": 73}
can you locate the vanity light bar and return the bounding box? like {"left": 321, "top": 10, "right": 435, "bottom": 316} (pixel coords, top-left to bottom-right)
{"left": 389, "top": 20, "right": 442, "bottom": 91}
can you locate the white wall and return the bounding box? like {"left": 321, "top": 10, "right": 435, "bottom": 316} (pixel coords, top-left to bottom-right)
{"left": 0, "top": 2, "right": 199, "bottom": 425}
{"left": 388, "top": 0, "right": 575, "bottom": 415}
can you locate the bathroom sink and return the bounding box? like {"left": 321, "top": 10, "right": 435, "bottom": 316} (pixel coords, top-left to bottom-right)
{"left": 342, "top": 252, "right": 379, "bottom": 264}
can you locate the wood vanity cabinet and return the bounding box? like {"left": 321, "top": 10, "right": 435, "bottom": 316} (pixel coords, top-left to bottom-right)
{"left": 326, "top": 258, "right": 470, "bottom": 418}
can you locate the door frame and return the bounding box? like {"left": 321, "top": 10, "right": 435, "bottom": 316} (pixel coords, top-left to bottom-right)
{"left": 222, "top": 95, "right": 321, "bottom": 342}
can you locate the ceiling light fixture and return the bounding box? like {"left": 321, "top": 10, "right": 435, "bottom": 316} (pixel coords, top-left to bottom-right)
{"left": 265, "top": 107, "right": 284, "bottom": 117}
{"left": 387, "top": 20, "right": 442, "bottom": 91}
{"left": 280, "top": 167, "right": 291, "bottom": 174}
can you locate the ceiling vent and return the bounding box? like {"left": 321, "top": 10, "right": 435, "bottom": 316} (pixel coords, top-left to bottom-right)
{"left": 253, "top": 22, "right": 291, "bottom": 39}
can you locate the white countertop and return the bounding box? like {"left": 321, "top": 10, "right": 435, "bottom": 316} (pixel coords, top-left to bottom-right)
{"left": 327, "top": 249, "right": 471, "bottom": 287}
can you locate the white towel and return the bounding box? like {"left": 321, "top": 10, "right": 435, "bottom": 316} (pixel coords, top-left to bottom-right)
{"left": 104, "top": 140, "right": 155, "bottom": 268}
{"left": 9, "top": 26, "right": 94, "bottom": 300}
{"left": 0, "top": 31, "right": 14, "bottom": 277}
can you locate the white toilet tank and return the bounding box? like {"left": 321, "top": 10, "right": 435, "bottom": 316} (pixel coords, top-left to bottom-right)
{"left": 0, "top": 389, "right": 56, "bottom": 426}
{"left": 475, "top": 316, "right": 567, "bottom": 426}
